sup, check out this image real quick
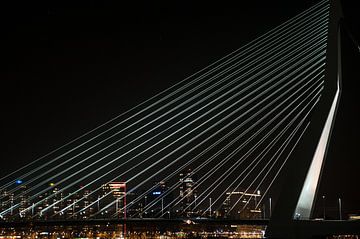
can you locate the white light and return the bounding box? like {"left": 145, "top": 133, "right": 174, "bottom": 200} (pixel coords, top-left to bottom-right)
{"left": 295, "top": 78, "right": 341, "bottom": 219}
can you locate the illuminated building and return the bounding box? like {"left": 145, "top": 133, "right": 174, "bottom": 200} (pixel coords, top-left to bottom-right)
{"left": 18, "top": 184, "right": 28, "bottom": 218}
{"left": 222, "top": 190, "right": 262, "bottom": 219}
{"left": 34, "top": 193, "right": 46, "bottom": 219}
{"left": 123, "top": 191, "right": 140, "bottom": 218}
{"left": 48, "top": 183, "right": 63, "bottom": 218}
{"left": 80, "top": 189, "right": 94, "bottom": 218}
{"left": 179, "top": 169, "right": 197, "bottom": 217}
{"left": 99, "top": 183, "right": 112, "bottom": 218}
{"left": 109, "top": 182, "right": 126, "bottom": 218}
{"left": 64, "top": 191, "right": 81, "bottom": 219}
{"left": 145, "top": 181, "right": 169, "bottom": 217}
{"left": 0, "top": 190, "right": 14, "bottom": 220}
{"left": 64, "top": 194, "right": 74, "bottom": 218}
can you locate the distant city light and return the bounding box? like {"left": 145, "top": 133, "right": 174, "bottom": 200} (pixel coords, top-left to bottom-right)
{"left": 15, "top": 180, "right": 23, "bottom": 185}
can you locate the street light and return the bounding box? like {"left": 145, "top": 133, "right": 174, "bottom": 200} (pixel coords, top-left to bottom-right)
{"left": 338, "top": 198, "right": 342, "bottom": 220}
{"left": 269, "top": 197, "right": 272, "bottom": 218}
{"left": 262, "top": 204, "right": 266, "bottom": 219}
{"left": 161, "top": 198, "right": 164, "bottom": 216}
{"left": 322, "top": 195, "right": 326, "bottom": 219}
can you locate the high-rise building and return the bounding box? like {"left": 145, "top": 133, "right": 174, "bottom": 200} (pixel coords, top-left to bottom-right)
{"left": 179, "top": 169, "right": 197, "bottom": 217}
{"left": 48, "top": 184, "right": 64, "bottom": 218}
{"left": 108, "top": 182, "right": 126, "bottom": 218}
{"left": 0, "top": 189, "right": 14, "bottom": 220}
{"left": 64, "top": 191, "right": 81, "bottom": 219}
{"left": 144, "top": 181, "right": 169, "bottom": 217}
{"left": 64, "top": 193, "right": 75, "bottom": 219}
{"left": 124, "top": 191, "right": 140, "bottom": 218}
{"left": 34, "top": 193, "right": 47, "bottom": 219}
{"left": 82, "top": 189, "right": 94, "bottom": 218}
{"left": 32, "top": 183, "right": 65, "bottom": 219}
{"left": 222, "top": 190, "right": 262, "bottom": 219}
{"left": 98, "top": 183, "right": 112, "bottom": 218}
{"left": 18, "top": 184, "right": 29, "bottom": 218}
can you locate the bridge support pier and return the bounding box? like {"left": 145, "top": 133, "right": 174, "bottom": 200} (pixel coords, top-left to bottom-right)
{"left": 266, "top": 0, "right": 346, "bottom": 238}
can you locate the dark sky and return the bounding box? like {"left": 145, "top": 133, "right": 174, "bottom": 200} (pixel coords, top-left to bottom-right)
{"left": 1, "top": 0, "right": 359, "bottom": 217}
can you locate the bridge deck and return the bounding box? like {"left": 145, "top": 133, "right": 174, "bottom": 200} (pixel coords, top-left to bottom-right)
{"left": 0, "top": 218, "right": 269, "bottom": 228}
{"left": 1, "top": 218, "right": 359, "bottom": 237}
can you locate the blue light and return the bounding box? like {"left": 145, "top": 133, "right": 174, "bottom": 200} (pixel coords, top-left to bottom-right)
{"left": 152, "top": 191, "right": 161, "bottom": 195}
{"left": 15, "top": 180, "right": 23, "bottom": 185}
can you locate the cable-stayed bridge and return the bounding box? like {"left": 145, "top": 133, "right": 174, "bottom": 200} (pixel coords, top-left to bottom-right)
{"left": 0, "top": 0, "right": 359, "bottom": 238}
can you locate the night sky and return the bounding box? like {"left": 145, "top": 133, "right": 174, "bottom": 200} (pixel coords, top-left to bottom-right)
{"left": 1, "top": 0, "right": 359, "bottom": 218}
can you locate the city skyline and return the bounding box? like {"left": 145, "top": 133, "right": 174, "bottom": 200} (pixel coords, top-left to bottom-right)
{"left": 1, "top": 0, "right": 359, "bottom": 230}
{"left": 0, "top": 169, "right": 264, "bottom": 221}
